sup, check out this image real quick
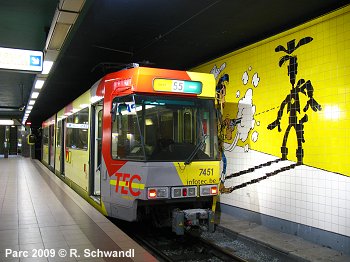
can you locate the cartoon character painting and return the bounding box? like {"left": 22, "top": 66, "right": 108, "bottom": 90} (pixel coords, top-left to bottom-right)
{"left": 212, "top": 37, "right": 322, "bottom": 194}
{"left": 267, "top": 37, "right": 322, "bottom": 165}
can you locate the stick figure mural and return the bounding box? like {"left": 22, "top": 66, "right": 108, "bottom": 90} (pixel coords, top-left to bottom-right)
{"left": 267, "top": 37, "right": 322, "bottom": 165}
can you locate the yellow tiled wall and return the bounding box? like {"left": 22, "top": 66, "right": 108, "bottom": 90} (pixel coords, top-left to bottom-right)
{"left": 194, "top": 6, "right": 350, "bottom": 176}
{"left": 193, "top": 6, "right": 350, "bottom": 237}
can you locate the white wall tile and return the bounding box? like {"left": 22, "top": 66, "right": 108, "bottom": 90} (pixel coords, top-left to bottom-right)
{"left": 221, "top": 147, "right": 350, "bottom": 237}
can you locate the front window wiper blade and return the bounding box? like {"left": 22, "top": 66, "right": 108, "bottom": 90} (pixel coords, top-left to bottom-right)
{"left": 184, "top": 134, "right": 208, "bottom": 165}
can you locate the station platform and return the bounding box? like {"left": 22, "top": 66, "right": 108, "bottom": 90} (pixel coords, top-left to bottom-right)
{"left": 217, "top": 211, "right": 350, "bottom": 261}
{"left": 0, "top": 157, "right": 156, "bottom": 262}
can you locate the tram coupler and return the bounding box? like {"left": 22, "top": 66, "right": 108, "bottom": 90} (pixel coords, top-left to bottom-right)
{"left": 172, "top": 209, "right": 215, "bottom": 235}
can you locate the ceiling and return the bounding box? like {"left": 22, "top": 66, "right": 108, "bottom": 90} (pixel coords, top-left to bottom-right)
{"left": 0, "top": 0, "right": 349, "bottom": 126}
{"left": 0, "top": 0, "right": 56, "bottom": 119}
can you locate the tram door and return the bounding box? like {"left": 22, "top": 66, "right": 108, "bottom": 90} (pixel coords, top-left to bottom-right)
{"left": 58, "top": 120, "right": 65, "bottom": 176}
{"left": 49, "top": 124, "right": 55, "bottom": 169}
{"left": 90, "top": 103, "right": 102, "bottom": 198}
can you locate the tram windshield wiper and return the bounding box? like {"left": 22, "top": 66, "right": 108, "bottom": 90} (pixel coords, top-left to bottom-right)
{"left": 184, "top": 134, "right": 208, "bottom": 165}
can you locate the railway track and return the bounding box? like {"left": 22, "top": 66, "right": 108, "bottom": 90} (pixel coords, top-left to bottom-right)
{"left": 112, "top": 219, "right": 246, "bottom": 261}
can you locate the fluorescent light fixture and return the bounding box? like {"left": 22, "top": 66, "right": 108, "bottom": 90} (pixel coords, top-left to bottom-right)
{"left": 47, "top": 23, "right": 71, "bottom": 50}
{"left": 0, "top": 120, "right": 14, "bottom": 125}
{"left": 59, "top": 0, "right": 85, "bottom": 12}
{"left": 29, "top": 100, "right": 35, "bottom": 105}
{"left": 31, "top": 92, "right": 39, "bottom": 99}
{"left": 27, "top": 106, "right": 33, "bottom": 110}
{"left": 35, "top": 79, "right": 45, "bottom": 89}
{"left": 42, "top": 61, "right": 54, "bottom": 74}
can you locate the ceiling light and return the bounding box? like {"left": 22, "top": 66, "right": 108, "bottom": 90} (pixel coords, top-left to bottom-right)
{"left": 35, "top": 79, "right": 45, "bottom": 89}
{"left": 0, "top": 120, "right": 14, "bottom": 125}
{"left": 47, "top": 23, "right": 71, "bottom": 51}
{"left": 59, "top": 0, "right": 85, "bottom": 12}
{"left": 27, "top": 106, "right": 33, "bottom": 110}
{"left": 29, "top": 100, "right": 35, "bottom": 105}
{"left": 31, "top": 92, "right": 39, "bottom": 99}
{"left": 42, "top": 61, "right": 54, "bottom": 74}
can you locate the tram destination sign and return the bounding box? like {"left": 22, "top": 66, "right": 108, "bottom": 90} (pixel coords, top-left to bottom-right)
{"left": 153, "top": 78, "right": 202, "bottom": 94}
{"left": 0, "top": 47, "right": 43, "bottom": 73}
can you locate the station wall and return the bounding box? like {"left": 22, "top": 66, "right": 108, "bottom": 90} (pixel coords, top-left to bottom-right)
{"left": 193, "top": 5, "right": 350, "bottom": 241}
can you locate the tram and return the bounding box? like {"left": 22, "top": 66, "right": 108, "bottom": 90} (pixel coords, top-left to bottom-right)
{"left": 42, "top": 65, "right": 220, "bottom": 234}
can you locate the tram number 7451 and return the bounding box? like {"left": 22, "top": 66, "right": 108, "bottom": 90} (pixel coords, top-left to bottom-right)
{"left": 199, "top": 168, "right": 214, "bottom": 176}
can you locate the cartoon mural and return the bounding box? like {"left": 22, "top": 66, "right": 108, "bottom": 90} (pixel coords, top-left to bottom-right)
{"left": 193, "top": 6, "right": 350, "bottom": 243}
{"left": 214, "top": 64, "right": 261, "bottom": 193}
{"left": 267, "top": 37, "right": 322, "bottom": 165}
{"left": 214, "top": 38, "right": 323, "bottom": 193}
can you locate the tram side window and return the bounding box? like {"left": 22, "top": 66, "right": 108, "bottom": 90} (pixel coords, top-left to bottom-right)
{"left": 49, "top": 124, "right": 55, "bottom": 148}
{"left": 111, "top": 98, "right": 143, "bottom": 160}
{"left": 43, "top": 127, "right": 49, "bottom": 145}
{"left": 56, "top": 121, "right": 61, "bottom": 147}
{"left": 66, "top": 108, "right": 89, "bottom": 150}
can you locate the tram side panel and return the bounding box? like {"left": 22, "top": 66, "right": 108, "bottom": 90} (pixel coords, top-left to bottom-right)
{"left": 54, "top": 118, "right": 63, "bottom": 176}
{"left": 42, "top": 129, "right": 49, "bottom": 166}
{"left": 59, "top": 94, "right": 91, "bottom": 193}
{"left": 42, "top": 116, "right": 55, "bottom": 168}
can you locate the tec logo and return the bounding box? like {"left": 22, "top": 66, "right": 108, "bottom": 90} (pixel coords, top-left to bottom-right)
{"left": 110, "top": 173, "right": 145, "bottom": 197}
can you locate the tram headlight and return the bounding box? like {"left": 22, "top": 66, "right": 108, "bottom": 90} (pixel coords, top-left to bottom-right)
{"left": 200, "top": 185, "right": 218, "bottom": 196}
{"left": 148, "top": 189, "right": 157, "bottom": 198}
{"left": 147, "top": 187, "right": 169, "bottom": 199}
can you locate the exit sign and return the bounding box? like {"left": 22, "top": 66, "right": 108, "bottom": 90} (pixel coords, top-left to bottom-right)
{"left": 0, "top": 47, "right": 43, "bottom": 73}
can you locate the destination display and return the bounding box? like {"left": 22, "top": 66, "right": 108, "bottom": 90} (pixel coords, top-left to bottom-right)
{"left": 153, "top": 78, "right": 202, "bottom": 94}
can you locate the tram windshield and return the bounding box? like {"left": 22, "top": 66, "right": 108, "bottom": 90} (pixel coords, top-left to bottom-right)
{"left": 111, "top": 94, "right": 218, "bottom": 162}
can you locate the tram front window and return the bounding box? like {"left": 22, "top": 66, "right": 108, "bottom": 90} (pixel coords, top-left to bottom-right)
{"left": 111, "top": 95, "right": 218, "bottom": 162}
